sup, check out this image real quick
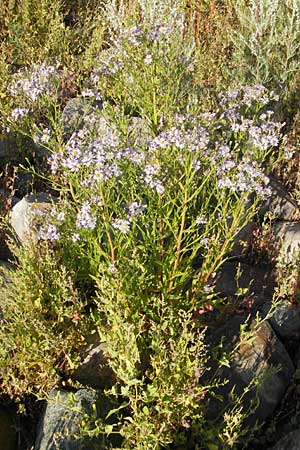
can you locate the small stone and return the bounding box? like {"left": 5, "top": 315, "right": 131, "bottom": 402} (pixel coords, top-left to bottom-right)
{"left": 210, "top": 261, "right": 275, "bottom": 308}
{"left": 229, "top": 220, "right": 256, "bottom": 257}
{"left": 72, "top": 334, "right": 115, "bottom": 389}
{"left": 62, "top": 97, "right": 102, "bottom": 139}
{"left": 127, "top": 116, "right": 153, "bottom": 147}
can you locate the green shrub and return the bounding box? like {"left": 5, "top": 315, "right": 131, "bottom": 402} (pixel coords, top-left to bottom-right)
{"left": 0, "top": 243, "right": 91, "bottom": 401}
{"left": 0, "top": 0, "right": 288, "bottom": 448}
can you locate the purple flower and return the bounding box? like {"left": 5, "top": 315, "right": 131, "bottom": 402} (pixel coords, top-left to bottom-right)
{"left": 112, "top": 218, "right": 131, "bottom": 234}
{"left": 37, "top": 224, "right": 60, "bottom": 242}
{"left": 76, "top": 202, "right": 97, "bottom": 230}
{"left": 144, "top": 54, "right": 153, "bottom": 65}
{"left": 128, "top": 202, "right": 147, "bottom": 218}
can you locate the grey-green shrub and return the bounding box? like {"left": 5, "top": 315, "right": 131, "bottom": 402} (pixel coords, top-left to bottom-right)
{"left": 230, "top": 0, "right": 300, "bottom": 96}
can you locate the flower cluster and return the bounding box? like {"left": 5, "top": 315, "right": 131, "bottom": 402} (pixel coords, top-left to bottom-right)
{"left": 9, "top": 63, "right": 60, "bottom": 102}
{"left": 40, "top": 82, "right": 284, "bottom": 246}
{"left": 9, "top": 107, "right": 29, "bottom": 122}
{"left": 219, "top": 85, "right": 275, "bottom": 109}
{"left": 8, "top": 63, "right": 61, "bottom": 123}
{"left": 89, "top": 20, "right": 192, "bottom": 93}
{"left": 33, "top": 127, "right": 51, "bottom": 145}
{"left": 76, "top": 202, "right": 97, "bottom": 230}
{"left": 50, "top": 109, "right": 121, "bottom": 184}
{"left": 37, "top": 224, "right": 60, "bottom": 242}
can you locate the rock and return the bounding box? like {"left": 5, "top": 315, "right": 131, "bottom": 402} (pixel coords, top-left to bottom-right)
{"left": 0, "top": 406, "right": 18, "bottom": 450}
{"left": 204, "top": 317, "right": 294, "bottom": 426}
{"left": 9, "top": 193, "right": 54, "bottom": 244}
{"left": 267, "top": 429, "right": 300, "bottom": 450}
{"left": 72, "top": 334, "right": 115, "bottom": 389}
{"left": 260, "top": 299, "right": 300, "bottom": 341}
{"left": 0, "top": 232, "right": 14, "bottom": 261}
{"left": 272, "top": 222, "right": 300, "bottom": 264}
{"left": 260, "top": 177, "right": 299, "bottom": 221}
{"left": 0, "top": 260, "right": 14, "bottom": 281}
{"left": 210, "top": 261, "right": 275, "bottom": 309}
{"left": 35, "top": 389, "right": 120, "bottom": 450}
{"left": 127, "top": 116, "right": 153, "bottom": 147}
{"left": 229, "top": 220, "right": 256, "bottom": 257}
{"left": 62, "top": 97, "right": 102, "bottom": 139}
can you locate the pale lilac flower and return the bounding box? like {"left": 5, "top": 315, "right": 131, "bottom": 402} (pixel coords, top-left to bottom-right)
{"left": 90, "top": 195, "right": 103, "bottom": 206}
{"left": 76, "top": 202, "right": 96, "bottom": 230}
{"left": 108, "top": 263, "right": 117, "bottom": 273}
{"left": 38, "top": 224, "right": 60, "bottom": 241}
{"left": 144, "top": 54, "right": 153, "bottom": 65}
{"left": 195, "top": 216, "right": 208, "bottom": 225}
{"left": 192, "top": 160, "right": 201, "bottom": 170}
{"left": 112, "top": 218, "right": 131, "bottom": 234}
{"left": 10, "top": 107, "right": 29, "bottom": 121}
{"left": 41, "top": 129, "right": 51, "bottom": 143}
{"left": 57, "top": 212, "right": 65, "bottom": 222}
{"left": 155, "top": 182, "right": 165, "bottom": 194}
{"left": 81, "top": 89, "right": 95, "bottom": 98}
{"left": 34, "top": 127, "right": 51, "bottom": 144}
{"left": 128, "top": 202, "right": 147, "bottom": 218}
{"left": 71, "top": 233, "right": 80, "bottom": 242}
{"left": 200, "top": 237, "right": 210, "bottom": 248}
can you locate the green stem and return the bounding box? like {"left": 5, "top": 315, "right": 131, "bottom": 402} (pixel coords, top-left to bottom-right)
{"left": 99, "top": 185, "right": 115, "bottom": 264}
{"left": 168, "top": 196, "right": 188, "bottom": 293}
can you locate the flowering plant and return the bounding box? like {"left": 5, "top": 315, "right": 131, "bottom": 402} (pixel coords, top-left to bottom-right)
{"left": 1, "top": 8, "right": 287, "bottom": 449}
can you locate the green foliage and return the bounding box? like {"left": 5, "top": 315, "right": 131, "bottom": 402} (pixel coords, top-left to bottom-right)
{"left": 91, "top": 283, "right": 210, "bottom": 449}
{"left": 0, "top": 244, "right": 91, "bottom": 401}
{"left": 230, "top": 0, "right": 300, "bottom": 113}
{"left": 0, "top": 0, "right": 106, "bottom": 107}
{"left": 0, "top": 0, "right": 292, "bottom": 449}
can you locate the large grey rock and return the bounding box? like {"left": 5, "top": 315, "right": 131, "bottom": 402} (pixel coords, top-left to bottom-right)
{"left": 267, "top": 429, "right": 300, "bottom": 450}
{"left": 260, "top": 300, "right": 300, "bottom": 341}
{"left": 205, "top": 317, "right": 294, "bottom": 426}
{"left": 35, "top": 389, "right": 120, "bottom": 450}
{"left": 209, "top": 261, "right": 275, "bottom": 309}
{"left": 9, "top": 193, "right": 54, "bottom": 244}
{"left": 260, "top": 177, "right": 299, "bottom": 221}
{"left": 72, "top": 334, "right": 115, "bottom": 389}
{"left": 0, "top": 261, "right": 14, "bottom": 284}
{"left": 272, "top": 222, "right": 300, "bottom": 264}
